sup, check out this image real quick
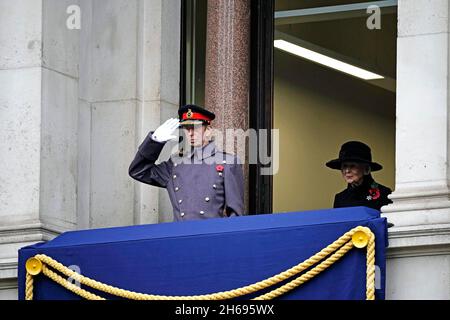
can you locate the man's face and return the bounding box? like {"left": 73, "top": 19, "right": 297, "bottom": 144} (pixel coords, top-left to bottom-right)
{"left": 183, "top": 124, "right": 207, "bottom": 147}
{"left": 341, "top": 162, "right": 366, "bottom": 185}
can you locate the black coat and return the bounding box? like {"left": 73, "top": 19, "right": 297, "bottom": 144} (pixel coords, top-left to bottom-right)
{"left": 333, "top": 175, "right": 392, "bottom": 211}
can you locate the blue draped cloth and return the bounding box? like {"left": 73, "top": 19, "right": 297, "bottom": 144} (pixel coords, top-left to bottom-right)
{"left": 18, "top": 207, "right": 387, "bottom": 300}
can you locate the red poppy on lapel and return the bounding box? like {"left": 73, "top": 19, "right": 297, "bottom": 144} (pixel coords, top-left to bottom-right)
{"left": 368, "top": 188, "right": 381, "bottom": 200}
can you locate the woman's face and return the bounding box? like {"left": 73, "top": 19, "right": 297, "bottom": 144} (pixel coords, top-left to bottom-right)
{"left": 341, "top": 162, "right": 366, "bottom": 185}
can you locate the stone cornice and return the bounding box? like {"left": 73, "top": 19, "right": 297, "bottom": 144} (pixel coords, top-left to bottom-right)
{"left": 0, "top": 278, "right": 17, "bottom": 291}
{"left": 0, "top": 223, "right": 65, "bottom": 281}
{"left": 387, "top": 224, "right": 450, "bottom": 258}
{"left": 0, "top": 222, "right": 66, "bottom": 243}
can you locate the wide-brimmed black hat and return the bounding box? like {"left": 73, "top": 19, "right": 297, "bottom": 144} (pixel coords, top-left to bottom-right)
{"left": 178, "top": 104, "right": 215, "bottom": 126}
{"left": 326, "top": 141, "right": 383, "bottom": 171}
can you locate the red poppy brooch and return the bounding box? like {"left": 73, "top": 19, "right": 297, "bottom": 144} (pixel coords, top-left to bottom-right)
{"left": 367, "top": 183, "right": 380, "bottom": 201}
{"left": 216, "top": 165, "right": 224, "bottom": 172}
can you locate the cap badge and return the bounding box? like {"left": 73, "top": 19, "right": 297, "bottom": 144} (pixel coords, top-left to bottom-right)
{"left": 187, "top": 109, "right": 193, "bottom": 119}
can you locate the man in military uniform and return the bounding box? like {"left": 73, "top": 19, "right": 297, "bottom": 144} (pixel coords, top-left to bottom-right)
{"left": 129, "top": 104, "right": 244, "bottom": 221}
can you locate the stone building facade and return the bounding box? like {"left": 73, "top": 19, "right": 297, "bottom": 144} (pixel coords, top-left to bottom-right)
{"left": 1, "top": 0, "right": 449, "bottom": 299}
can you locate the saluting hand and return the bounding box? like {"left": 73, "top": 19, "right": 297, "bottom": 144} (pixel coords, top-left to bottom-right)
{"left": 151, "top": 118, "right": 180, "bottom": 143}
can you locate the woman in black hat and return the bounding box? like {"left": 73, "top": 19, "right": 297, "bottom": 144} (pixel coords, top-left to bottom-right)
{"left": 326, "top": 141, "right": 392, "bottom": 211}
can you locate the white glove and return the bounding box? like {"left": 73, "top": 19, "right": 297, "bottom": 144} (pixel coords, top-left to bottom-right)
{"left": 151, "top": 118, "right": 180, "bottom": 143}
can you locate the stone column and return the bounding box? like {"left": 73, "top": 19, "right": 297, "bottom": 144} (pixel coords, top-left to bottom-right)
{"left": 77, "top": 0, "right": 180, "bottom": 227}
{"left": 382, "top": 0, "right": 450, "bottom": 299}
{"left": 41, "top": 0, "right": 80, "bottom": 232}
{"left": 0, "top": 0, "right": 44, "bottom": 300}
{"left": 135, "top": 0, "right": 181, "bottom": 224}
{"left": 205, "top": 0, "right": 251, "bottom": 213}
{"left": 77, "top": 0, "right": 138, "bottom": 229}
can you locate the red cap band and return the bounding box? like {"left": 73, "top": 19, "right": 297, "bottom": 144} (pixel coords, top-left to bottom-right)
{"left": 181, "top": 112, "right": 212, "bottom": 122}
